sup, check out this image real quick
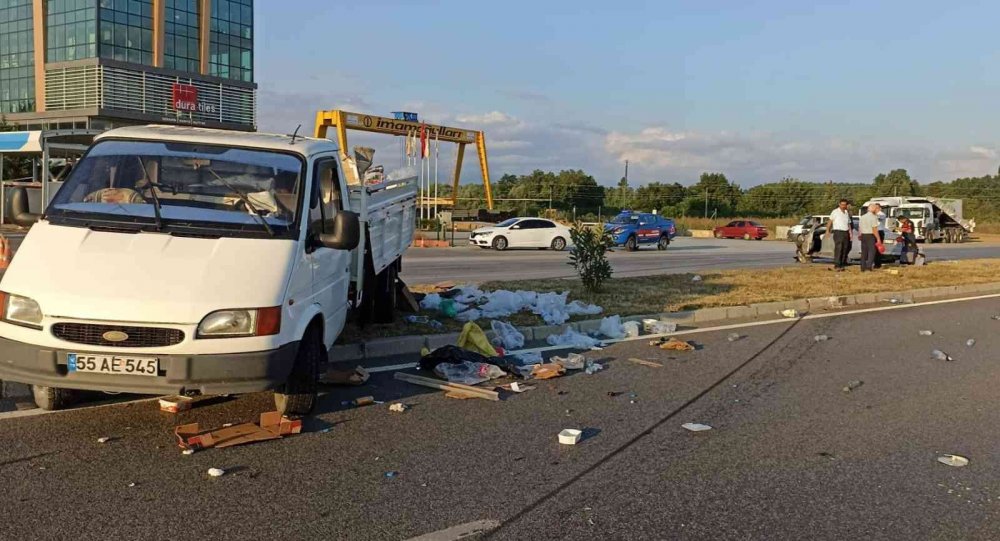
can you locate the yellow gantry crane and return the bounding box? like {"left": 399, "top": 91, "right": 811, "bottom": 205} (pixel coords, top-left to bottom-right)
{"left": 313, "top": 110, "right": 494, "bottom": 209}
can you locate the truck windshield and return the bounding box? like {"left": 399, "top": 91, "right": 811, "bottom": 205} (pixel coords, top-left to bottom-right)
{"left": 47, "top": 140, "right": 304, "bottom": 238}
{"left": 895, "top": 208, "right": 925, "bottom": 220}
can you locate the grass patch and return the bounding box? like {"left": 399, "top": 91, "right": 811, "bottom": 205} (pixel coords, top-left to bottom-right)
{"left": 337, "top": 259, "right": 1000, "bottom": 343}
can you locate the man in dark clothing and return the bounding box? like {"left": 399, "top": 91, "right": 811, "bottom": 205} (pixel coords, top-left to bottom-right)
{"left": 897, "top": 215, "right": 918, "bottom": 264}
{"left": 825, "top": 199, "right": 852, "bottom": 271}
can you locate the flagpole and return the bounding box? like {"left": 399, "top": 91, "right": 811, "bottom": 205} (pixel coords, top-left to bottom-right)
{"left": 434, "top": 133, "right": 439, "bottom": 218}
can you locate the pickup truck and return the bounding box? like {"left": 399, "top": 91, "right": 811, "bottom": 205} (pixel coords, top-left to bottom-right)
{"left": 605, "top": 210, "right": 676, "bottom": 251}
{"left": 0, "top": 125, "right": 417, "bottom": 413}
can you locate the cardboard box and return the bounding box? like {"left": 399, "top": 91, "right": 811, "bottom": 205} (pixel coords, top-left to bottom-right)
{"left": 158, "top": 395, "right": 194, "bottom": 413}
{"left": 174, "top": 411, "right": 302, "bottom": 451}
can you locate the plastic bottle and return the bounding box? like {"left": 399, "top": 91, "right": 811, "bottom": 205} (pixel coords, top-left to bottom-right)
{"left": 405, "top": 315, "right": 429, "bottom": 324}
{"left": 813, "top": 335, "right": 829, "bottom": 342}
{"left": 918, "top": 330, "right": 933, "bottom": 336}
{"left": 932, "top": 350, "right": 953, "bottom": 361}
{"left": 727, "top": 333, "right": 741, "bottom": 342}
{"left": 966, "top": 339, "right": 976, "bottom": 348}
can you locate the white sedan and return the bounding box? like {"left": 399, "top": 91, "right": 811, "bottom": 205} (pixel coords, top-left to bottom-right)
{"left": 469, "top": 217, "right": 573, "bottom": 251}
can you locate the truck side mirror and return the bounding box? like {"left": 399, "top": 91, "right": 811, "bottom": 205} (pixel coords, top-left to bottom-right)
{"left": 317, "top": 211, "right": 360, "bottom": 250}
{"left": 9, "top": 187, "right": 40, "bottom": 226}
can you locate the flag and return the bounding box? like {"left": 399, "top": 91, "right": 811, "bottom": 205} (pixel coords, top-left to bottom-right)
{"left": 420, "top": 124, "right": 428, "bottom": 158}
{"left": 405, "top": 129, "right": 413, "bottom": 157}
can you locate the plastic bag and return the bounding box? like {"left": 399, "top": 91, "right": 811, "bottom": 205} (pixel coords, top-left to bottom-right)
{"left": 419, "top": 293, "right": 442, "bottom": 311}
{"left": 457, "top": 322, "right": 498, "bottom": 357}
{"left": 434, "top": 361, "right": 506, "bottom": 385}
{"left": 551, "top": 352, "right": 585, "bottom": 370}
{"left": 533, "top": 291, "right": 571, "bottom": 325}
{"left": 599, "top": 315, "right": 626, "bottom": 339}
{"left": 419, "top": 345, "right": 500, "bottom": 371}
{"left": 453, "top": 286, "right": 486, "bottom": 305}
{"left": 566, "top": 300, "right": 602, "bottom": 316}
{"left": 454, "top": 308, "right": 482, "bottom": 323}
{"left": 546, "top": 328, "right": 601, "bottom": 349}
{"left": 650, "top": 321, "right": 677, "bottom": 334}
{"left": 584, "top": 358, "right": 604, "bottom": 374}
{"left": 513, "top": 351, "right": 543, "bottom": 365}
{"left": 491, "top": 321, "right": 525, "bottom": 350}
{"left": 622, "top": 321, "right": 640, "bottom": 338}
{"left": 479, "top": 290, "right": 526, "bottom": 319}
{"left": 439, "top": 299, "right": 459, "bottom": 318}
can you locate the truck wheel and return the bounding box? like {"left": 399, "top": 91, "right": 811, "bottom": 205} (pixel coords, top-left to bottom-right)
{"left": 657, "top": 235, "right": 670, "bottom": 250}
{"left": 625, "top": 235, "right": 638, "bottom": 251}
{"left": 550, "top": 237, "right": 566, "bottom": 251}
{"left": 492, "top": 236, "right": 508, "bottom": 251}
{"left": 32, "top": 385, "right": 73, "bottom": 411}
{"left": 274, "top": 326, "right": 324, "bottom": 416}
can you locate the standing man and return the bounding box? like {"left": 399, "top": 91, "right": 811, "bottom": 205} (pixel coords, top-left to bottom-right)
{"left": 825, "top": 199, "right": 852, "bottom": 271}
{"left": 859, "top": 203, "right": 881, "bottom": 272}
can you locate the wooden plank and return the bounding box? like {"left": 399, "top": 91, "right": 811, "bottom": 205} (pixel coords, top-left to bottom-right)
{"left": 394, "top": 372, "right": 500, "bottom": 401}
{"left": 628, "top": 358, "right": 664, "bottom": 368}
{"left": 396, "top": 279, "right": 420, "bottom": 313}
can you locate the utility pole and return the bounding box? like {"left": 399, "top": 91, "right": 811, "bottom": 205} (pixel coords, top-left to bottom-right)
{"left": 704, "top": 188, "right": 709, "bottom": 219}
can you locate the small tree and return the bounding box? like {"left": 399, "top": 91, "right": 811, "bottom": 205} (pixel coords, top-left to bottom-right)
{"left": 567, "top": 224, "right": 613, "bottom": 292}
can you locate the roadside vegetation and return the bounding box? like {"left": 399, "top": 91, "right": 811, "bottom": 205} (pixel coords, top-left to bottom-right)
{"left": 340, "top": 259, "right": 1000, "bottom": 343}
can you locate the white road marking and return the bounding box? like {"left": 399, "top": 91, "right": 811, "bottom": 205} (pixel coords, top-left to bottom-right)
{"left": 405, "top": 519, "right": 500, "bottom": 541}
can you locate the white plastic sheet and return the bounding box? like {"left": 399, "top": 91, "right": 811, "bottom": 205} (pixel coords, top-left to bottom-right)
{"left": 545, "top": 328, "right": 601, "bottom": 349}
{"left": 491, "top": 320, "right": 525, "bottom": 350}
{"left": 419, "top": 293, "right": 442, "bottom": 311}
{"left": 599, "top": 315, "right": 626, "bottom": 339}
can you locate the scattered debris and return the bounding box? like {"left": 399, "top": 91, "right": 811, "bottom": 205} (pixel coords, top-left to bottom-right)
{"left": 514, "top": 351, "right": 544, "bottom": 365}
{"left": 321, "top": 366, "right": 370, "bottom": 386}
{"left": 546, "top": 327, "right": 601, "bottom": 349}
{"left": 207, "top": 468, "right": 225, "bottom": 477}
{"left": 509, "top": 382, "right": 534, "bottom": 393}
{"left": 726, "top": 333, "right": 742, "bottom": 342}
{"left": 937, "top": 455, "right": 970, "bottom": 467}
{"left": 642, "top": 319, "right": 659, "bottom": 332}
{"left": 779, "top": 309, "right": 801, "bottom": 318}
{"left": 651, "top": 337, "right": 695, "bottom": 351}
{"left": 599, "top": 315, "right": 627, "bottom": 339}
{"left": 681, "top": 423, "right": 713, "bottom": 432}
{"left": 457, "top": 322, "right": 501, "bottom": 357}
{"left": 966, "top": 339, "right": 976, "bottom": 348}
{"left": 627, "top": 358, "right": 663, "bottom": 368}
{"left": 813, "top": 334, "right": 830, "bottom": 342}
{"left": 532, "top": 363, "right": 568, "bottom": 380}
{"left": 558, "top": 429, "right": 583, "bottom": 445}
{"left": 97, "top": 436, "right": 112, "bottom": 444}
{"left": 174, "top": 411, "right": 302, "bottom": 451}
{"left": 385, "top": 471, "right": 399, "bottom": 478}
{"left": 584, "top": 359, "right": 604, "bottom": 375}
{"left": 992, "top": 315, "right": 1000, "bottom": 321}
{"left": 622, "top": 321, "right": 640, "bottom": 338}
{"left": 919, "top": 330, "right": 934, "bottom": 336}
{"left": 551, "top": 353, "right": 586, "bottom": 370}
{"left": 388, "top": 403, "right": 409, "bottom": 413}
{"left": 648, "top": 321, "right": 678, "bottom": 334}
{"left": 343, "top": 396, "right": 376, "bottom": 407}
{"left": 128, "top": 482, "right": 136, "bottom": 488}
{"left": 932, "top": 350, "right": 955, "bottom": 362}
{"left": 490, "top": 320, "right": 525, "bottom": 350}
{"left": 691, "top": 274, "right": 703, "bottom": 282}
{"left": 394, "top": 372, "right": 499, "bottom": 401}
{"left": 842, "top": 380, "right": 864, "bottom": 393}
{"left": 181, "top": 449, "right": 195, "bottom": 455}
{"left": 158, "top": 395, "right": 194, "bottom": 413}
{"left": 607, "top": 391, "right": 623, "bottom": 397}
{"left": 435, "top": 361, "right": 506, "bottom": 385}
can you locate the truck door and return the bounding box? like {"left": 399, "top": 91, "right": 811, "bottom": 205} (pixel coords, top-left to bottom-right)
{"left": 308, "top": 157, "right": 351, "bottom": 345}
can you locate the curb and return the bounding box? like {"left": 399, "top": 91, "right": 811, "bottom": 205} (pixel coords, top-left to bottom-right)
{"left": 330, "top": 281, "right": 1000, "bottom": 363}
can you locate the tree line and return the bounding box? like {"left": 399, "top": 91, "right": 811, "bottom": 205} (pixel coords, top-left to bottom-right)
{"left": 441, "top": 167, "right": 1000, "bottom": 222}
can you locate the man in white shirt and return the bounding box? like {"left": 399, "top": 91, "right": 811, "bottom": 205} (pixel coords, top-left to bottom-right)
{"left": 859, "top": 203, "right": 882, "bottom": 272}
{"left": 824, "top": 199, "right": 852, "bottom": 271}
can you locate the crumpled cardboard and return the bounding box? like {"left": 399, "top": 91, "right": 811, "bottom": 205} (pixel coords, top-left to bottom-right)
{"left": 320, "top": 366, "right": 370, "bottom": 386}
{"left": 650, "top": 337, "right": 695, "bottom": 351}
{"left": 175, "top": 412, "right": 302, "bottom": 451}
{"left": 530, "top": 363, "right": 567, "bottom": 380}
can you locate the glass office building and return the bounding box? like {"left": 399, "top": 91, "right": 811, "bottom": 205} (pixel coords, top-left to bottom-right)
{"left": 0, "top": 0, "right": 256, "bottom": 131}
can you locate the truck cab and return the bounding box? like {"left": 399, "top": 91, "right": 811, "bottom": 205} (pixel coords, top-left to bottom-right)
{"left": 0, "top": 125, "right": 416, "bottom": 414}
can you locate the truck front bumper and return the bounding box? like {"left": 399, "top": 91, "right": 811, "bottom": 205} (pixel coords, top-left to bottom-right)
{"left": 0, "top": 336, "right": 299, "bottom": 395}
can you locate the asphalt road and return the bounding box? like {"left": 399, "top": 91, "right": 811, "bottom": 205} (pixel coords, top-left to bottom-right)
{"left": 400, "top": 237, "right": 1000, "bottom": 285}
{"left": 2, "top": 295, "right": 1000, "bottom": 539}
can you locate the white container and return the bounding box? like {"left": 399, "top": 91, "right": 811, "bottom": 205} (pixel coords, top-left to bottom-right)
{"left": 558, "top": 429, "right": 582, "bottom": 445}
{"left": 642, "top": 319, "right": 659, "bottom": 333}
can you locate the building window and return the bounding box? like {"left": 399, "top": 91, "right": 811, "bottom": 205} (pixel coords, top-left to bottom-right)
{"left": 209, "top": 0, "right": 252, "bottom": 82}
{"left": 0, "top": 0, "right": 35, "bottom": 113}
{"left": 47, "top": 0, "right": 98, "bottom": 63}
{"left": 98, "top": 0, "right": 153, "bottom": 66}
{"left": 164, "top": 0, "right": 199, "bottom": 73}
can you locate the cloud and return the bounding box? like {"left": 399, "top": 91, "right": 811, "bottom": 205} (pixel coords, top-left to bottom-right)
{"left": 498, "top": 89, "right": 553, "bottom": 104}
{"left": 454, "top": 111, "right": 521, "bottom": 126}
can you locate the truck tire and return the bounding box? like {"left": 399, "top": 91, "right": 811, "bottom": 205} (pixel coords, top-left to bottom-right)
{"left": 550, "top": 237, "right": 566, "bottom": 251}
{"left": 657, "top": 235, "right": 670, "bottom": 250}
{"left": 625, "top": 235, "right": 638, "bottom": 251}
{"left": 274, "top": 325, "right": 323, "bottom": 416}
{"left": 31, "top": 385, "right": 73, "bottom": 411}
{"left": 492, "top": 236, "right": 508, "bottom": 251}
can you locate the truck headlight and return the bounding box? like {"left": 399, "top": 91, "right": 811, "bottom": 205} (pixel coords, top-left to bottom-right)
{"left": 0, "top": 292, "right": 43, "bottom": 329}
{"left": 197, "top": 307, "right": 281, "bottom": 338}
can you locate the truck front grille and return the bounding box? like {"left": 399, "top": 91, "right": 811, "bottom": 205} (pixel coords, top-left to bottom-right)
{"left": 52, "top": 323, "right": 184, "bottom": 348}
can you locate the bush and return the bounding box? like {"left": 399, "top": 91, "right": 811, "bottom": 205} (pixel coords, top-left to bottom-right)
{"left": 568, "top": 224, "right": 613, "bottom": 292}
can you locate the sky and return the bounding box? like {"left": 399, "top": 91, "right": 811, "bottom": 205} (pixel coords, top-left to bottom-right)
{"left": 254, "top": 0, "right": 1000, "bottom": 188}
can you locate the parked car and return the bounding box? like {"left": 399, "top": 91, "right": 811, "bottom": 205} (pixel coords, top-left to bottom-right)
{"left": 787, "top": 214, "right": 828, "bottom": 241}
{"left": 713, "top": 220, "right": 769, "bottom": 240}
{"left": 604, "top": 211, "right": 676, "bottom": 251}
{"left": 469, "top": 217, "right": 572, "bottom": 251}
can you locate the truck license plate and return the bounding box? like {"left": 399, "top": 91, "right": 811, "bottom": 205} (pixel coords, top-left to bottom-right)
{"left": 68, "top": 353, "right": 159, "bottom": 376}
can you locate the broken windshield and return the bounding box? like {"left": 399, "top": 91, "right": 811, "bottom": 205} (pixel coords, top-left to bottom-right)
{"left": 47, "top": 140, "right": 304, "bottom": 238}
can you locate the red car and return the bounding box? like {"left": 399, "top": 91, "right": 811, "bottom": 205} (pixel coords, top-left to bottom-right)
{"left": 713, "top": 220, "right": 769, "bottom": 240}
